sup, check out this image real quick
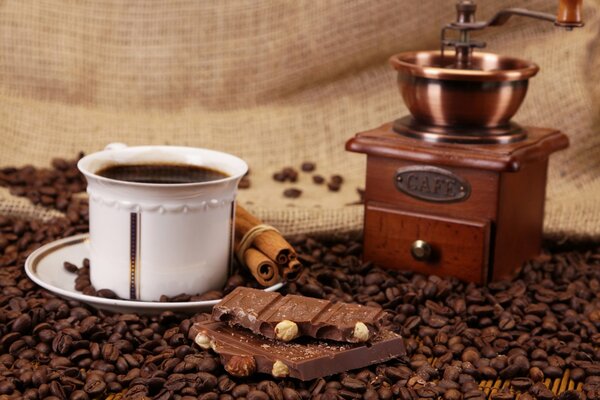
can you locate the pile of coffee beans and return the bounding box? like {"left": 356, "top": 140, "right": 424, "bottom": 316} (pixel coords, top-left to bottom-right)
{"left": 0, "top": 157, "right": 599, "bottom": 400}
{"left": 0, "top": 156, "right": 88, "bottom": 224}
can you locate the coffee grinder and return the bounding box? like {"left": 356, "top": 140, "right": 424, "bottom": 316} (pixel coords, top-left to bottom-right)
{"left": 346, "top": 0, "right": 584, "bottom": 284}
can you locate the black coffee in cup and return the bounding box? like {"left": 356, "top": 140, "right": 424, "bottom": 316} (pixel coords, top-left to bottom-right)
{"left": 96, "top": 163, "right": 229, "bottom": 184}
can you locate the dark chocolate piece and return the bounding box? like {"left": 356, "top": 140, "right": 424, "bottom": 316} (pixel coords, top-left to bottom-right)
{"left": 190, "top": 321, "right": 405, "bottom": 381}
{"left": 212, "top": 287, "right": 386, "bottom": 343}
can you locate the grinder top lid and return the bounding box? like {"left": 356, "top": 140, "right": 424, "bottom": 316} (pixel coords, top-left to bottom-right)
{"left": 388, "top": 0, "right": 584, "bottom": 145}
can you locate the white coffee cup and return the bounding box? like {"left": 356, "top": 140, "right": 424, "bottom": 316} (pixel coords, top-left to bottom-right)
{"left": 77, "top": 144, "right": 247, "bottom": 301}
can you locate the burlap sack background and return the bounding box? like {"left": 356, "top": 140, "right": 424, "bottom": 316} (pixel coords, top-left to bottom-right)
{"left": 0, "top": 0, "right": 598, "bottom": 240}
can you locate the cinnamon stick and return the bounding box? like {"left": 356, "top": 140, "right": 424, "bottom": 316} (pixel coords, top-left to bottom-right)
{"left": 287, "top": 259, "right": 302, "bottom": 272}
{"left": 280, "top": 259, "right": 303, "bottom": 282}
{"left": 235, "top": 205, "right": 296, "bottom": 264}
{"left": 243, "top": 248, "right": 280, "bottom": 287}
{"left": 281, "top": 268, "right": 302, "bottom": 282}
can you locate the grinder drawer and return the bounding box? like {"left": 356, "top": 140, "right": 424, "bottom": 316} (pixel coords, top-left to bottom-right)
{"left": 364, "top": 203, "right": 491, "bottom": 284}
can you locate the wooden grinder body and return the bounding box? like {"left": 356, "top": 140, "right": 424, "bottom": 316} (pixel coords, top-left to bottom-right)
{"left": 346, "top": 123, "right": 568, "bottom": 284}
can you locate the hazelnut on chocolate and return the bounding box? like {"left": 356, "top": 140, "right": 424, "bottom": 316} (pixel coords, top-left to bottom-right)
{"left": 194, "top": 332, "right": 212, "bottom": 350}
{"left": 272, "top": 360, "right": 290, "bottom": 378}
{"left": 225, "top": 355, "right": 257, "bottom": 377}
{"left": 274, "top": 320, "right": 299, "bottom": 342}
{"left": 352, "top": 322, "right": 370, "bottom": 342}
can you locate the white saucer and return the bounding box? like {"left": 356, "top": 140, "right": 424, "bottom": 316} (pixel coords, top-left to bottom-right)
{"left": 25, "top": 233, "right": 284, "bottom": 315}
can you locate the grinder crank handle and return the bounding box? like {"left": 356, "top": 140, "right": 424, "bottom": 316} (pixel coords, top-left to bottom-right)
{"left": 556, "top": 0, "right": 583, "bottom": 27}
{"left": 450, "top": 0, "right": 584, "bottom": 30}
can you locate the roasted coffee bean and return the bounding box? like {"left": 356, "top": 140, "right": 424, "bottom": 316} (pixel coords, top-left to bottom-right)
{"left": 101, "top": 343, "right": 119, "bottom": 362}
{"left": 95, "top": 289, "right": 118, "bottom": 299}
{"left": 190, "top": 372, "right": 217, "bottom": 391}
{"left": 23, "top": 388, "right": 39, "bottom": 400}
{"left": 70, "top": 389, "right": 89, "bottom": 400}
{"left": 330, "top": 175, "right": 344, "bottom": 185}
{"left": 530, "top": 348, "right": 547, "bottom": 360}
{"left": 0, "top": 379, "right": 15, "bottom": 395}
{"left": 238, "top": 177, "right": 251, "bottom": 189}
{"left": 282, "top": 387, "right": 302, "bottom": 400}
{"left": 543, "top": 365, "right": 564, "bottom": 379}
{"left": 52, "top": 331, "right": 73, "bottom": 354}
{"left": 273, "top": 172, "right": 286, "bottom": 182}
{"left": 571, "top": 367, "right": 586, "bottom": 382}
{"left": 461, "top": 348, "right": 480, "bottom": 363}
{"left": 232, "top": 384, "right": 250, "bottom": 398}
{"left": 283, "top": 188, "right": 302, "bottom": 198}
{"left": 444, "top": 388, "right": 462, "bottom": 400}
{"left": 247, "top": 390, "right": 270, "bottom": 400}
{"left": 327, "top": 181, "right": 341, "bottom": 192}
{"left": 341, "top": 376, "right": 366, "bottom": 391}
{"left": 397, "top": 387, "right": 415, "bottom": 400}
{"left": 530, "top": 383, "right": 555, "bottom": 400}
{"left": 257, "top": 380, "right": 282, "bottom": 400}
{"left": 529, "top": 366, "right": 544, "bottom": 382}
{"left": 12, "top": 312, "right": 32, "bottom": 333}
{"left": 325, "top": 381, "right": 341, "bottom": 390}
{"left": 217, "top": 376, "right": 236, "bottom": 393}
{"left": 83, "top": 378, "right": 106, "bottom": 396}
{"left": 63, "top": 261, "right": 78, "bottom": 273}
{"left": 478, "top": 366, "right": 498, "bottom": 379}
{"left": 499, "top": 363, "right": 521, "bottom": 380}
{"left": 301, "top": 162, "right": 316, "bottom": 172}
{"left": 464, "top": 389, "right": 486, "bottom": 399}
{"left": 510, "top": 355, "right": 530, "bottom": 372}
{"left": 49, "top": 380, "right": 66, "bottom": 399}
{"left": 194, "top": 356, "right": 217, "bottom": 372}
{"left": 511, "top": 377, "right": 532, "bottom": 391}
{"left": 443, "top": 365, "right": 461, "bottom": 381}
{"left": 165, "top": 373, "right": 187, "bottom": 391}
{"left": 50, "top": 356, "right": 72, "bottom": 369}
{"left": 127, "top": 384, "right": 148, "bottom": 397}
{"left": 312, "top": 175, "right": 325, "bottom": 184}
{"left": 198, "top": 393, "right": 219, "bottom": 400}
{"left": 491, "top": 389, "right": 514, "bottom": 400}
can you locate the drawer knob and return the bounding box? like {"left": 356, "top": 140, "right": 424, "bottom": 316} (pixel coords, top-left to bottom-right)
{"left": 411, "top": 240, "right": 432, "bottom": 262}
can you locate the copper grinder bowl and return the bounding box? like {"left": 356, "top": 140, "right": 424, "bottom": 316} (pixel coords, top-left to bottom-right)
{"left": 389, "top": 51, "right": 539, "bottom": 130}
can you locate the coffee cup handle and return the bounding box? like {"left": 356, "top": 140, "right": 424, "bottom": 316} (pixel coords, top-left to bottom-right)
{"left": 104, "top": 142, "right": 128, "bottom": 151}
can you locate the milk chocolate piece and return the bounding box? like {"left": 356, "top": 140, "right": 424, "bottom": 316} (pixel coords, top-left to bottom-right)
{"left": 190, "top": 321, "right": 405, "bottom": 381}
{"left": 212, "top": 287, "right": 386, "bottom": 343}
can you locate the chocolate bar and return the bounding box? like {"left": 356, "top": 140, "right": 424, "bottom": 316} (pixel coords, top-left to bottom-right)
{"left": 190, "top": 321, "right": 405, "bottom": 381}
{"left": 212, "top": 287, "right": 386, "bottom": 343}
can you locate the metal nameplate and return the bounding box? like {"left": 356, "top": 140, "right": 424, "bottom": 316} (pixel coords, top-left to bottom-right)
{"left": 394, "top": 166, "right": 471, "bottom": 203}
